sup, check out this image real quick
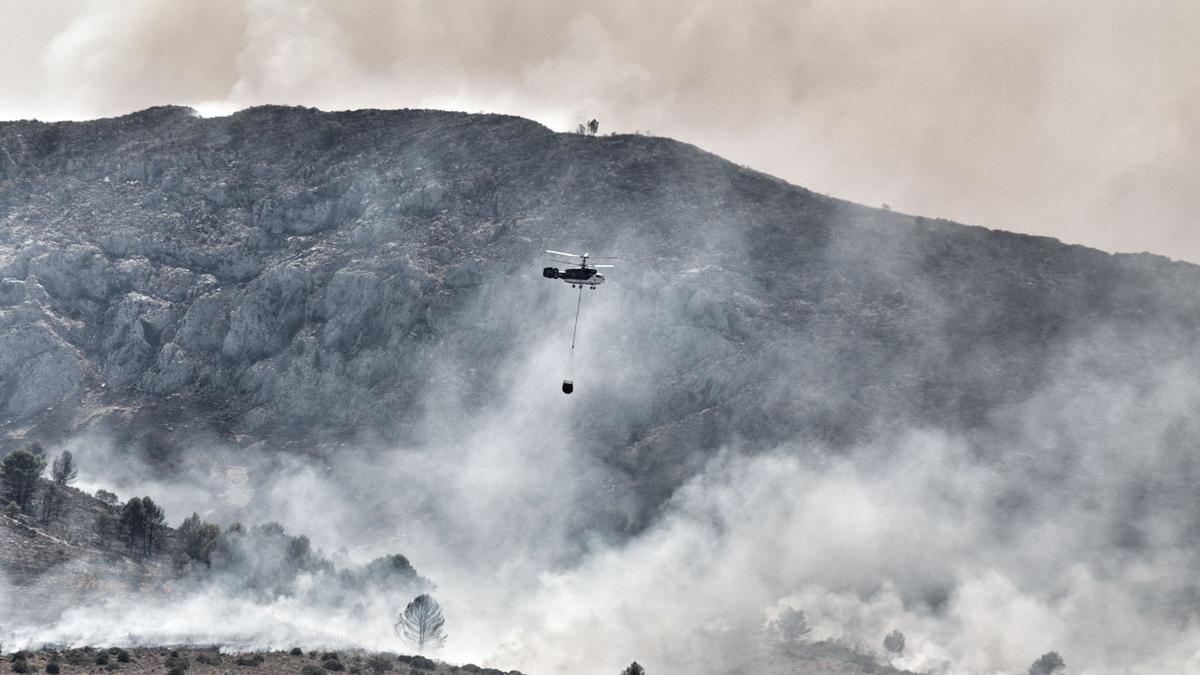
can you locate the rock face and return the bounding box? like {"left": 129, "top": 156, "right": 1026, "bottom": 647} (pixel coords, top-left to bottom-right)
{"left": 1, "top": 105, "right": 1198, "bottom": 491}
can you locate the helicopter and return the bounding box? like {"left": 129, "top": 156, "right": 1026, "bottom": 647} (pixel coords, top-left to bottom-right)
{"left": 542, "top": 249, "right": 616, "bottom": 394}
{"left": 542, "top": 250, "right": 615, "bottom": 289}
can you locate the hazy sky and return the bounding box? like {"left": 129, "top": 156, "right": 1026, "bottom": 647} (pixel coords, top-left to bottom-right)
{"left": 2, "top": 0, "right": 1197, "bottom": 261}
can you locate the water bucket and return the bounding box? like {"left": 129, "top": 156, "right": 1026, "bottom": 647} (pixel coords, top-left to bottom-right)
{"left": 562, "top": 380, "right": 574, "bottom": 394}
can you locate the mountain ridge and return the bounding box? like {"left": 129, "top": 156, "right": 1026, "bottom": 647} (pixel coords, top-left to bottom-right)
{"left": 1, "top": 104, "right": 1198, "bottom": 495}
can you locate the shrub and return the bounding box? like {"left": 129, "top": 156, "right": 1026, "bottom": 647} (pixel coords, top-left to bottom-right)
{"left": 301, "top": 667, "right": 326, "bottom": 675}
{"left": 324, "top": 659, "right": 346, "bottom": 671}
{"left": 883, "top": 629, "right": 905, "bottom": 655}
{"left": 117, "top": 649, "right": 131, "bottom": 663}
{"left": 621, "top": 663, "right": 645, "bottom": 675}
{"left": 46, "top": 663, "right": 60, "bottom": 674}
{"left": 94, "top": 653, "right": 110, "bottom": 665}
{"left": 236, "top": 654, "right": 265, "bottom": 667}
{"left": 12, "top": 659, "right": 32, "bottom": 674}
{"left": 165, "top": 654, "right": 189, "bottom": 671}
{"left": 291, "top": 648, "right": 304, "bottom": 656}
{"left": 366, "top": 655, "right": 393, "bottom": 674}
{"left": 196, "top": 653, "right": 222, "bottom": 666}
{"left": 406, "top": 656, "right": 435, "bottom": 670}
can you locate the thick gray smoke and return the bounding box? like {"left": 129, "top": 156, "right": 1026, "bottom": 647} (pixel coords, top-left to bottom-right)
{"left": 0, "top": 1, "right": 1197, "bottom": 261}
{"left": 7, "top": 251, "right": 1200, "bottom": 674}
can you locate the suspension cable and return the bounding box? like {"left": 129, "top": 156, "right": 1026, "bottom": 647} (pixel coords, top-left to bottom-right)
{"left": 568, "top": 285, "right": 583, "bottom": 378}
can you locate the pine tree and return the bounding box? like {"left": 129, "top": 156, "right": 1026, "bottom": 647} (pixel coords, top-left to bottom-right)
{"left": 1, "top": 448, "right": 46, "bottom": 513}
{"left": 141, "top": 496, "right": 165, "bottom": 554}
{"left": 51, "top": 451, "right": 77, "bottom": 486}
{"left": 394, "top": 593, "right": 447, "bottom": 653}
{"left": 120, "top": 498, "right": 146, "bottom": 553}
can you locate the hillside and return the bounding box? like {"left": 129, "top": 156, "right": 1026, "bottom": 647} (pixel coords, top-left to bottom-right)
{"left": 2, "top": 105, "right": 1198, "bottom": 506}
{"left": 3, "top": 106, "right": 1200, "bottom": 674}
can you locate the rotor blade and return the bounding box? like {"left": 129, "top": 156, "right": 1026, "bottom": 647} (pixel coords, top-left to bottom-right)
{"left": 592, "top": 264, "right": 615, "bottom": 268}
{"left": 545, "top": 249, "right": 582, "bottom": 258}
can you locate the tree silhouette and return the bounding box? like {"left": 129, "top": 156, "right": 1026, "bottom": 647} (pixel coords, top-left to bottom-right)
{"left": 883, "top": 629, "right": 905, "bottom": 655}
{"left": 141, "top": 496, "right": 165, "bottom": 554}
{"left": 1, "top": 448, "right": 46, "bottom": 513}
{"left": 394, "top": 593, "right": 447, "bottom": 653}
{"left": 120, "top": 497, "right": 148, "bottom": 553}
{"left": 51, "top": 451, "right": 77, "bottom": 486}
{"left": 621, "top": 662, "right": 645, "bottom": 675}
{"left": 179, "top": 512, "right": 221, "bottom": 565}
{"left": 771, "top": 607, "right": 812, "bottom": 646}
{"left": 39, "top": 484, "right": 64, "bottom": 522}
{"left": 1029, "top": 651, "right": 1065, "bottom": 675}
{"left": 587, "top": 119, "right": 599, "bottom": 136}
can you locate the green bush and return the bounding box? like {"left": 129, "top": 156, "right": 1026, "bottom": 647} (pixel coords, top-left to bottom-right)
{"left": 12, "top": 659, "right": 32, "bottom": 674}
{"left": 95, "top": 653, "right": 110, "bottom": 665}
{"left": 45, "top": 663, "right": 61, "bottom": 674}
{"left": 324, "top": 659, "right": 346, "bottom": 672}
{"left": 117, "top": 649, "right": 131, "bottom": 663}
{"left": 291, "top": 648, "right": 304, "bottom": 656}
{"left": 321, "top": 652, "right": 340, "bottom": 662}
{"left": 237, "top": 654, "right": 265, "bottom": 667}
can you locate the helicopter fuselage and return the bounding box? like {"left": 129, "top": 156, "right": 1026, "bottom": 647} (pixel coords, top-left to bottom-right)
{"left": 543, "top": 266, "right": 606, "bottom": 286}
